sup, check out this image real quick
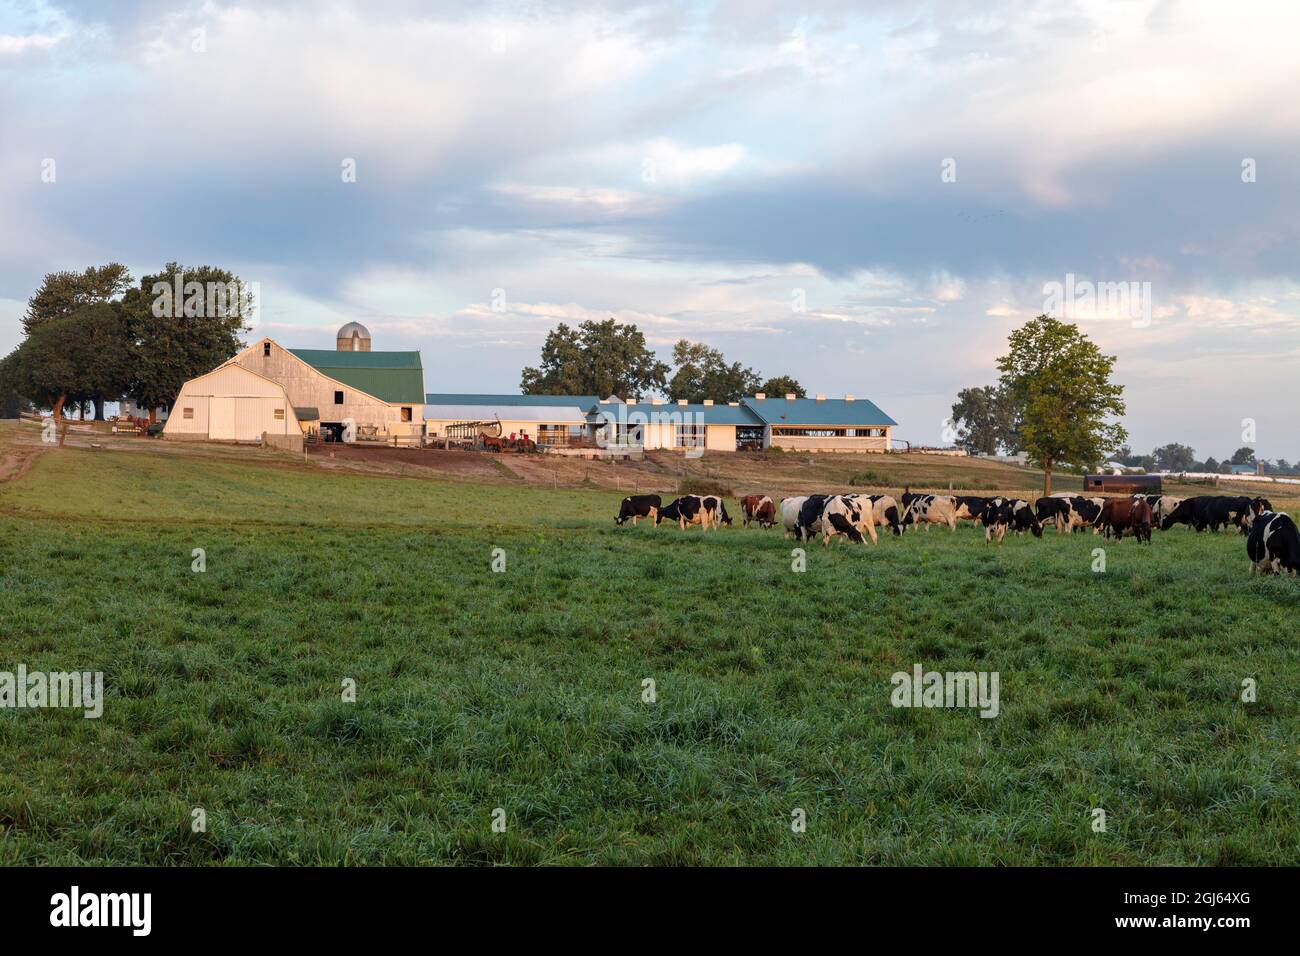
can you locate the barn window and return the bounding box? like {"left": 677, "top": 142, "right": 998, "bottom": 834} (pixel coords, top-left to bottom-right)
{"left": 401, "top": 407, "right": 412, "bottom": 422}
{"left": 334, "top": 391, "right": 344, "bottom": 404}
{"left": 274, "top": 408, "right": 285, "bottom": 421}
{"left": 182, "top": 407, "right": 194, "bottom": 419}
{"left": 674, "top": 424, "right": 706, "bottom": 448}
{"left": 263, "top": 342, "right": 271, "bottom": 356}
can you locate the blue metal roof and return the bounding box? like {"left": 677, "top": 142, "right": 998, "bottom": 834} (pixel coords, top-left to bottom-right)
{"left": 741, "top": 395, "right": 896, "bottom": 427}
{"left": 586, "top": 401, "right": 764, "bottom": 426}
{"left": 425, "top": 392, "right": 602, "bottom": 408}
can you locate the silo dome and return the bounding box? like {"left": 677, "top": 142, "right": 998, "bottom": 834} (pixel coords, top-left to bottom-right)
{"left": 336, "top": 321, "right": 371, "bottom": 352}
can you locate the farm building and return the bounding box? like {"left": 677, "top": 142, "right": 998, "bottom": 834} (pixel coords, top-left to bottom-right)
{"left": 162, "top": 363, "right": 300, "bottom": 444}
{"left": 587, "top": 398, "right": 766, "bottom": 452}
{"left": 743, "top": 393, "right": 895, "bottom": 452}
{"left": 423, "top": 393, "right": 599, "bottom": 447}
{"left": 227, "top": 329, "right": 425, "bottom": 443}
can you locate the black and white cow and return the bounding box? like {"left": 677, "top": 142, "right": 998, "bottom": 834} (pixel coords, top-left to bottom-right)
{"left": 780, "top": 496, "right": 809, "bottom": 540}
{"left": 984, "top": 497, "right": 1043, "bottom": 543}
{"left": 615, "top": 494, "right": 661, "bottom": 527}
{"left": 953, "top": 495, "right": 993, "bottom": 526}
{"left": 900, "top": 491, "right": 958, "bottom": 531}
{"left": 1036, "top": 495, "right": 1102, "bottom": 533}
{"left": 1247, "top": 511, "right": 1300, "bottom": 576}
{"left": 817, "top": 495, "right": 878, "bottom": 546}
{"left": 656, "top": 494, "right": 731, "bottom": 530}
{"left": 861, "top": 493, "right": 904, "bottom": 535}
{"left": 1160, "top": 495, "right": 1250, "bottom": 533}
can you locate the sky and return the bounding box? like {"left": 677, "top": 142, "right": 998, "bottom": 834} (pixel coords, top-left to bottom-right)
{"left": 1, "top": 0, "right": 1298, "bottom": 460}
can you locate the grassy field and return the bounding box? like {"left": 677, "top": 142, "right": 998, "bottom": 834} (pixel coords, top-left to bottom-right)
{"left": 1, "top": 422, "right": 1297, "bottom": 865}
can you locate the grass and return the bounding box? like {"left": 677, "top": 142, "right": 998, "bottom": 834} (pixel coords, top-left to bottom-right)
{"left": 0, "top": 426, "right": 1297, "bottom": 865}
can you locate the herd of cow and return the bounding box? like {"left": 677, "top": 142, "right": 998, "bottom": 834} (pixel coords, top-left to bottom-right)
{"left": 614, "top": 489, "right": 1300, "bottom": 576}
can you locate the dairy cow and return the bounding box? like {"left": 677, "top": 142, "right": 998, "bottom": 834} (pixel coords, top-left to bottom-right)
{"left": 1094, "top": 497, "right": 1153, "bottom": 542}
{"left": 615, "top": 494, "right": 661, "bottom": 527}
{"left": 815, "top": 495, "right": 878, "bottom": 546}
{"left": 1247, "top": 511, "right": 1300, "bottom": 575}
{"left": 780, "top": 496, "right": 809, "bottom": 540}
{"left": 739, "top": 494, "right": 776, "bottom": 529}
{"left": 1036, "top": 495, "right": 1102, "bottom": 533}
{"left": 656, "top": 495, "right": 731, "bottom": 531}
{"left": 1160, "top": 496, "right": 1251, "bottom": 533}
{"left": 984, "top": 497, "right": 1043, "bottom": 543}
{"left": 900, "top": 489, "right": 958, "bottom": 531}
{"left": 860, "top": 494, "right": 903, "bottom": 535}
{"left": 953, "top": 495, "right": 994, "bottom": 527}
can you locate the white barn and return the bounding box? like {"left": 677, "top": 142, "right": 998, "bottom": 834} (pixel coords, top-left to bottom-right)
{"left": 162, "top": 363, "right": 300, "bottom": 444}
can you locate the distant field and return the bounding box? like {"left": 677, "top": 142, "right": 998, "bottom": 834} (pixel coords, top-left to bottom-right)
{"left": 1, "top": 422, "right": 1297, "bottom": 865}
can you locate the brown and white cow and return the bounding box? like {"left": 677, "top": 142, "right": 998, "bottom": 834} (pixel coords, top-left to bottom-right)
{"left": 739, "top": 494, "right": 776, "bottom": 529}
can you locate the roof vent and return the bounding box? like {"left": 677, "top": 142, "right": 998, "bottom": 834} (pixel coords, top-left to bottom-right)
{"left": 651, "top": 398, "right": 663, "bottom": 406}
{"left": 703, "top": 399, "right": 714, "bottom": 406}
{"left": 677, "top": 399, "right": 688, "bottom": 406}
{"left": 784, "top": 392, "right": 796, "bottom": 400}
{"left": 815, "top": 393, "right": 826, "bottom": 401}
{"left": 844, "top": 394, "right": 854, "bottom": 402}
{"left": 728, "top": 401, "right": 739, "bottom": 406}
{"left": 754, "top": 392, "right": 766, "bottom": 400}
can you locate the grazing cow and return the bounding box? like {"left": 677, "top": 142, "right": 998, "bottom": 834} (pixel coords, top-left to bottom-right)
{"left": 780, "top": 496, "right": 809, "bottom": 539}
{"left": 739, "top": 494, "right": 776, "bottom": 529}
{"left": 901, "top": 492, "right": 958, "bottom": 531}
{"left": 817, "top": 495, "right": 878, "bottom": 546}
{"left": 1133, "top": 494, "right": 1181, "bottom": 527}
{"left": 1036, "top": 495, "right": 1102, "bottom": 533}
{"left": 1094, "top": 497, "right": 1153, "bottom": 542}
{"left": 615, "top": 494, "right": 661, "bottom": 527}
{"left": 953, "top": 495, "right": 994, "bottom": 526}
{"left": 656, "top": 494, "right": 730, "bottom": 531}
{"left": 795, "top": 495, "right": 832, "bottom": 542}
{"left": 1242, "top": 497, "right": 1273, "bottom": 532}
{"left": 1160, "top": 495, "right": 1250, "bottom": 533}
{"left": 859, "top": 494, "right": 903, "bottom": 535}
{"left": 984, "top": 498, "right": 1043, "bottom": 543}
{"left": 1247, "top": 511, "right": 1300, "bottom": 575}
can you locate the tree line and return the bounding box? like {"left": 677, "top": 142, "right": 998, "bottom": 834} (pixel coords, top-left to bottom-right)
{"left": 0, "top": 263, "right": 249, "bottom": 442}
{"left": 519, "top": 318, "right": 804, "bottom": 403}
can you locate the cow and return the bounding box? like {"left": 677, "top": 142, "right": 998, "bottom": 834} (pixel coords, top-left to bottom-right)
{"left": 1133, "top": 494, "right": 1181, "bottom": 527}
{"left": 1242, "top": 497, "right": 1273, "bottom": 532}
{"left": 816, "top": 495, "right": 878, "bottom": 546}
{"left": 858, "top": 494, "right": 903, "bottom": 535}
{"left": 780, "top": 496, "right": 810, "bottom": 540}
{"left": 953, "top": 495, "right": 994, "bottom": 526}
{"left": 1094, "top": 497, "right": 1153, "bottom": 542}
{"left": 656, "top": 495, "right": 730, "bottom": 531}
{"left": 1036, "top": 495, "right": 1102, "bottom": 533}
{"left": 900, "top": 491, "right": 958, "bottom": 531}
{"left": 984, "top": 498, "right": 1043, "bottom": 543}
{"left": 615, "top": 494, "right": 661, "bottom": 527}
{"left": 739, "top": 494, "right": 776, "bottom": 529}
{"left": 1160, "top": 495, "right": 1250, "bottom": 533}
{"left": 1247, "top": 511, "right": 1300, "bottom": 575}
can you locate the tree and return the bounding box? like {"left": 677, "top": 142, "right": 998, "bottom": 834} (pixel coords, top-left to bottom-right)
{"left": 949, "top": 384, "right": 1021, "bottom": 455}
{"left": 520, "top": 319, "right": 669, "bottom": 398}
{"left": 996, "top": 315, "right": 1127, "bottom": 495}
{"left": 668, "top": 340, "right": 761, "bottom": 403}
{"left": 24, "top": 264, "right": 133, "bottom": 419}
{"left": 1203, "top": 456, "right": 1219, "bottom": 473}
{"left": 121, "top": 263, "right": 251, "bottom": 420}
{"left": 1229, "top": 446, "right": 1256, "bottom": 466}
{"left": 1151, "top": 443, "right": 1196, "bottom": 473}
{"left": 759, "top": 375, "right": 805, "bottom": 398}
{"left": 0, "top": 303, "right": 132, "bottom": 444}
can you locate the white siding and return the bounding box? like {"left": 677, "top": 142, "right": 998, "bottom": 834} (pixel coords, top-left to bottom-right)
{"left": 164, "top": 363, "right": 298, "bottom": 442}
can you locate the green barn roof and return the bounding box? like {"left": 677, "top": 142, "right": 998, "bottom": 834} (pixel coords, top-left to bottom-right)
{"left": 290, "top": 349, "right": 425, "bottom": 404}
{"left": 742, "top": 395, "right": 896, "bottom": 427}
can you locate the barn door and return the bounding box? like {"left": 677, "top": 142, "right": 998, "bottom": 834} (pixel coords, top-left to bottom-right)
{"left": 209, "top": 397, "right": 237, "bottom": 440}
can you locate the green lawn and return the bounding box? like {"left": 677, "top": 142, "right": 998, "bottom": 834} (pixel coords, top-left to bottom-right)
{"left": 1, "top": 438, "right": 1297, "bottom": 864}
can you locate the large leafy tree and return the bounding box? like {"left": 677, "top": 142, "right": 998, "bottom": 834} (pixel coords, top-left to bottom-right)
{"left": 950, "top": 384, "right": 1021, "bottom": 455}
{"left": 1229, "top": 446, "right": 1257, "bottom": 466}
{"left": 121, "top": 263, "right": 251, "bottom": 419}
{"left": 0, "top": 303, "right": 132, "bottom": 444}
{"left": 996, "top": 315, "right": 1127, "bottom": 495}
{"left": 23, "top": 263, "right": 132, "bottom": 335}
{"left": 759, "top": 375, "right": 805, "bottom": 398}
{"left": 24, "top": 263, "right": 133, "bottom": 418}
{"left": 520, "top": 319, "right": 669, "bottom": 398}
{"left": 1152, "top": 442, "right": 1196, "bottom": 472}
{"left": 668, "top": 340, "right": 761, "bottom": 403}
